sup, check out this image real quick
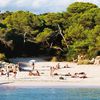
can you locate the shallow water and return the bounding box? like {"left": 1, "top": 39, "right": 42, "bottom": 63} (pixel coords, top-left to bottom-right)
{"left": 0, "top": 86, "right": 100, "bottom": 100}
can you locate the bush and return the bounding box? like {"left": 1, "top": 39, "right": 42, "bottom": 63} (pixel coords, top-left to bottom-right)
{"left": 51, "top": 56, "right": 58, "bottom": 62}
{"left": 0, "top": 53, "right": 6, "bottom": 61}
{"left": 77, "top": 59, "right": 90, "bottom": 65}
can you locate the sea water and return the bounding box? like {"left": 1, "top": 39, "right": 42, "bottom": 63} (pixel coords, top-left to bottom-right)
{"left": 0, "top": 86, "right": 100, "bottom": 100}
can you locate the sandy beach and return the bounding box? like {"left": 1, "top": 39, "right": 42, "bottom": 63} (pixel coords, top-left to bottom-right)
{"left": 0, "top": 60, "right": 100, "bottom": 87}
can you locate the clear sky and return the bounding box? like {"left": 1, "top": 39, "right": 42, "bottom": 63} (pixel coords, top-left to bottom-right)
{"left": 0, "top": 0, "right": 100, "bottom": 14}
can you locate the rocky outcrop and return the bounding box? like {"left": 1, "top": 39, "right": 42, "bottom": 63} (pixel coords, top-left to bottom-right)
{"left": 94, "top": 56, "right": 100, "bottom": 65}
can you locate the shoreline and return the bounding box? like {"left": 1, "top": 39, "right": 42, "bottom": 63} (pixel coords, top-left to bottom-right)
{"left": 2, "top": 82, "right": 100, "bottom": 88}
{"left": 1, "top": 78, "right": 100, "bottom": 88}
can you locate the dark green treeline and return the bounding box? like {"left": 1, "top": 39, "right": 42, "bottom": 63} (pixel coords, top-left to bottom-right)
{"left": 0, "top": 2, "right": 100, "bottom": 61}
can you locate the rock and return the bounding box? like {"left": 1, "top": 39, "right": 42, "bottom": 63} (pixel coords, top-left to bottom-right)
{"left": 94, "top": 56, "right": 100, "bottom": 65}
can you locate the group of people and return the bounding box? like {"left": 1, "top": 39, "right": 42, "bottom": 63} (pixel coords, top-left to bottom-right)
{"left": 50, "top": 63, "right": 61, "bottom": 76}
{"left": 50, "top": 63, "right": 70, "bottom": 76}
{"left": 0, "top": 64, "right": 18, "bottom": 79}
{"left": 49, "top": 63, "right": 88, "bottom": 79}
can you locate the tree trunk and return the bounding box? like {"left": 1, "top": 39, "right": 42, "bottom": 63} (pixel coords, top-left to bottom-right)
{"left": 57, "top": 24, "right": 68, "bottom": 49}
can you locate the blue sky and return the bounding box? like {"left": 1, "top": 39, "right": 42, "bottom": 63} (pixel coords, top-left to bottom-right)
{"left": 0, "top": 0, "right": 100, "bottom": 14}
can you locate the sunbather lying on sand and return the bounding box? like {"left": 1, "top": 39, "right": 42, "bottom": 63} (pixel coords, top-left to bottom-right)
{"left": 29, "top": 70, "right": 40, "bottom": 76}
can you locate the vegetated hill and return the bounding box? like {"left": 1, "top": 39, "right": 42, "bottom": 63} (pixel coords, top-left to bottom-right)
{"left": 0, "top": 2, "right": 100, "bottom": 61}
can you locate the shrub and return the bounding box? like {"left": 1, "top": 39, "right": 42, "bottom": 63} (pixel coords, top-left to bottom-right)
{"left": 77, "top": 59, "right": 90, "bottom": 65}
{"left": 0, "top": 53, "right": 6, "bottom": 61}
{"left": 51, "top": 56, "right": 58, "bottom": 62}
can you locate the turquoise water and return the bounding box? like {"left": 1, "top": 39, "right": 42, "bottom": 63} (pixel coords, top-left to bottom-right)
{"left": 0, "top": 86, "right": 100, "bottom": 100}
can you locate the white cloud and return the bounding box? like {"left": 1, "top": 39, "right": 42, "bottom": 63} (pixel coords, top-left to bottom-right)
{"left": 31, "top": 0, "right": 73, "bottom": 14}
{"left": 51, "top": 0, "right": 71, "bottom": 6}
{"left": 0, "top": 0, "right": 12, "bottom": 7}
{"left": 16, "top": 0, "right": 32, "bottom": 7}
{"left": 16, "top": 0, "right": 25, "bottom": 5}
{"left": 32, "top": 0, "right": 71, "bottom": 8}
{"left": 32, "top": 0, "right": 48, "bottom": 8}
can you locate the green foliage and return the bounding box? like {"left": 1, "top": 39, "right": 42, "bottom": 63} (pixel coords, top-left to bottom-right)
{"left": 78, "top": 13, "right": 95, "bottom": 29}
{"left": 0, "top": 53, "right": 6, "bottom": 61}
{"left": 41, "top": 13, "right": 62, "bottom": 26}
{"left": 5, "top": 29, "right": 24, "bottom": 43}
{"left": 0, "top": 11, "right": 12, "bottom": 21}
{"left": 0, "top": 2, "right": 99, "bottom": 61}
{"left": 0, "top": 28, "right": 6, "bottom": 37}
{"left": 63, "top": 24, "right": 85, "bottom": 46}
{"left": 35, "top": 28, "right": 53, "bottom": 43}
{"left": 51, "top": 56, "right": 58, "bottom": 62}
{"left": 67, "top": 2, "right": 97, "bottom": 13}
{"left": 65, "top": 48, "right": 78, "bottom": 61}
{"left": 3, "top": 11, "right": 43, "bottom": 35}
{"left": 87, "top": 25, "right": 100, "bottom": 57}
{"left": 77, "top": 59, "right": 90, "bottom": 65}
{"left": 95, "top": 13, "right": 100, "bottom": 25}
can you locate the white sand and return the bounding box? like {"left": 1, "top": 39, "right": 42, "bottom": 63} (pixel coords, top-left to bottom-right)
{"left": 0, "top": 61, "right": 100, "bottom": 87}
